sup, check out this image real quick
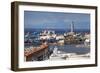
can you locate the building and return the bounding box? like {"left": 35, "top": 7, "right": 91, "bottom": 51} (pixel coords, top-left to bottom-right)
{"left": 24, "top": 44, "right": 49, "bottom": 61}
{"left": 67, "top": 21, "right": 75, "bottom": 35}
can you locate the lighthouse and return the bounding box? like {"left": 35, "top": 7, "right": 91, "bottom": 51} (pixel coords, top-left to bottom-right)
{"left": 71, "top": 21, "right": 74, "bottom": 33}
{"left": 67, "top": 21, "right": 75, "bottom": 35}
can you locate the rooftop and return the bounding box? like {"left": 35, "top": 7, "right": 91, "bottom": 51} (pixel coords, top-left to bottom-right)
{"left": 24, "top": 44, "right": 48, "bottom": 57}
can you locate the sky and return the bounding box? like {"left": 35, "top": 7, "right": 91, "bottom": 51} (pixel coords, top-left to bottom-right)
{"left": 24, "top": 11, "right": 90, "bottom": 30}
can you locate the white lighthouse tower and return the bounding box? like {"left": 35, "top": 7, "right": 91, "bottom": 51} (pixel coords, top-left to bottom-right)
{"left": 71, "top": 21, "right": 74, "bottom": 33}
{"left": 67, "top": 21, "right": 75, "bottom": 35}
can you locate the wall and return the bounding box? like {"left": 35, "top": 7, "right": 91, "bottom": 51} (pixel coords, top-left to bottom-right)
{"left": 0, "top": 0, "right": 99, "bottom": 73}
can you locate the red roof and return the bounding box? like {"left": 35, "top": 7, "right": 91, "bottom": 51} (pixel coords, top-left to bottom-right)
{"left": 24, "top": 44, "right": 48, "bottom": 57}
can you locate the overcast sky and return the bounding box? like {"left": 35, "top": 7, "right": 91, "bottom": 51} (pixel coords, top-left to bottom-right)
{"left": 24, "top": 11, "right": 90, "bottom": 30}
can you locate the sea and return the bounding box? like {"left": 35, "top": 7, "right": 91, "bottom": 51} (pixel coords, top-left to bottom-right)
{"left": 24, "top": 28, "right": 90, "bottom": 35}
